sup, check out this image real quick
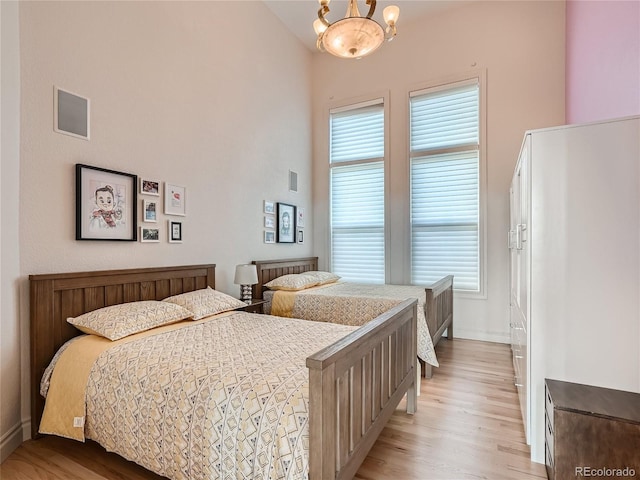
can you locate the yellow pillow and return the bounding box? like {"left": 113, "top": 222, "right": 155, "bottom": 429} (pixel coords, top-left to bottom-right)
{"left": 163, "top": 287, "right": 247, "bottom": 320}
{"left": 67, "top": 301, "right": 193, "bottom": 341}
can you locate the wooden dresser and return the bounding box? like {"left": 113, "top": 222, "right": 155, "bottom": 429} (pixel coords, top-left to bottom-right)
{"left": 545, "top": 379, "right": 640, "bottom": 480}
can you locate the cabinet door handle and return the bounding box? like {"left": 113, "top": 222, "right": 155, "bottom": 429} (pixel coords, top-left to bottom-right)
{"left": 516, "top": 223, "right": 528, "bottom": 250}
{"left": 515, "top": 355, "right": 524, "bottom": 359}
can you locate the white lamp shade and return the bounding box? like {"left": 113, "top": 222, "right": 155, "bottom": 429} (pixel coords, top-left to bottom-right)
{"left": 383, "top": 5, "right": 400, "bottom": 25}
{"left": 314, "top": 18, "right": 328, "bottom": 35}
{"left": 234, "top": 264, "right": 258, "bottom": 285}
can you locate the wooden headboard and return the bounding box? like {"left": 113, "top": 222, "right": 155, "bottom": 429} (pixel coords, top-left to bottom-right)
{"left": 29, "top": 263, "right": 215, "bottom": 439}
{"left": 251, "top": 257, "right": 318, "bottom": 299}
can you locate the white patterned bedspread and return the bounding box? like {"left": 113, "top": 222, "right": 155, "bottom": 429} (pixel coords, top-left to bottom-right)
{"left": 265, "top": 283, "right": 438, "bottom": 367}
{"left": 43, "top": 312, "right": 357, "bottom": 480}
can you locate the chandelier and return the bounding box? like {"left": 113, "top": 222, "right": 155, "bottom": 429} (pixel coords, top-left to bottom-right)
{"left": 313, "top": 0, "right": 400, "bottom": 59}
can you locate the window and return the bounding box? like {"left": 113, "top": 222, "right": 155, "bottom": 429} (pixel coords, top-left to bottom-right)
{"left": 410, "top": 78, "right": 482, "bottom": 292}
{"left": 330, "top": 99, "right": 385, "bottom": 283}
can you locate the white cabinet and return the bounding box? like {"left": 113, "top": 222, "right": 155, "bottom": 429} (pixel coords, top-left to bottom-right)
{"left": 509, "top": 116, "right": 640, "bottom": 464}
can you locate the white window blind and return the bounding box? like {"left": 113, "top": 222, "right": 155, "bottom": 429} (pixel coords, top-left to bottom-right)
{"left": 410, "top": 80, "right": 481, "bottom": 291}
{"left": 331, "top": 104, "right": 384, "bottom": 162}
{"left": 330, "top": 100, "right": 385, "bottom": 283}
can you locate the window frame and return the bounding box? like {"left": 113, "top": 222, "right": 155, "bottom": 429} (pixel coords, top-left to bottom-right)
{"left": 328, "top": 92, "right": 390, "bottom": 283}
{"left": 407, "top": 70, "right": 487, "bottom": 298}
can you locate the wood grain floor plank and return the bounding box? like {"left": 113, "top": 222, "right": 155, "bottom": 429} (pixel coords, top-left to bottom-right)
{"left": 1, "top": 338, "right": 546, "bottom": 480}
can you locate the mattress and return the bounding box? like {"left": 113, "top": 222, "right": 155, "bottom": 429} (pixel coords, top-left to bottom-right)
{"left": 40, "top": 311, "right": 357, "bottom": 480}
{"left": 264, "top": 282, "right": 438, "bottom": 367}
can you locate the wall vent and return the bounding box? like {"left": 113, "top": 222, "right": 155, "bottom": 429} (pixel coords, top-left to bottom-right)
{"left": 289, "top": 170, "right": 298, "bottom": 192}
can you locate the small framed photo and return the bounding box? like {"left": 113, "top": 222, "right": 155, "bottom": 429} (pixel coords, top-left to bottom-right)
{"left": 168, "top": 220, "right": 183, "bottom": 243}
{"left": 54, "top": 86, "right": 90, "bottom": 140}
{"left": 164, "top": 183, "right": 186, "bottom": 216}
{"left": 297, "top": 207, "right": 305, "bottom": 227}
{"left": 143, "top": 199, "right": 157, "bottom": 223}
{"left": 140, "top": 178, "right": 160, "bottom": 196}
{"left": 297, "top": 228, "right": 304, "bottom": 244}
{"left": 264, "top": 231, "right": 275, "bottom": 244}
{"left": 264, "top": 200, "right": 275, "bottom": 214}
{"left": 264, "top": 216, "right": 275, "bottom": 229}
{"left": 140, "top": 226, "right": 160, "bottom": 243}
{"left": 277, "top": 202, "right": 296, "bottom": 243}
{"left": 76, "top": 163, "right": 137, "bottom": 241}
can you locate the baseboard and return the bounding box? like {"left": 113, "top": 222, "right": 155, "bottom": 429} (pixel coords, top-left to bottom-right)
{"left": 452, "top": 328, "right": 510, "bottom": 344}
{"left": 0, "top": 420, "right": 25, "bottom": 463}
{"left": 22, "top": 419, "right": 32, "bottom": 441}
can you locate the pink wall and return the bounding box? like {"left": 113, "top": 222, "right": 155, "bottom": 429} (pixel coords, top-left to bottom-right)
{"left": 566, "top": 0, "right": 640, "bottom": 124}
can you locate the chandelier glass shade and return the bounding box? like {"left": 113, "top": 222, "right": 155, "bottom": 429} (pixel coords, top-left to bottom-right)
{"left": 313, "top": 0, "right": 399, "bottom": 59}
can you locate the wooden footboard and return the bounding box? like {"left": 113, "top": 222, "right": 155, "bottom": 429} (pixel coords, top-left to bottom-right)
{"left": 421, "top": 275, "right": 454, "bottom": 378}
{"left": 425, "top": 275, "right": 454, "bottom": 344}
{"left": 307, "top": 299, "right": 418, "bottom": 480}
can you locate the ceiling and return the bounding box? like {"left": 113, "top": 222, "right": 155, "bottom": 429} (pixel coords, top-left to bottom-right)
{"left": 262, "top": 0, "right": 467, "bottom": 53}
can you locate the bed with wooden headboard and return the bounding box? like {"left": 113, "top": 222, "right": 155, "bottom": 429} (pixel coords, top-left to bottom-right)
{"left": 30, "top": 263, "right": 417, "bottom": 480}
{"left": 252, "top": 257, "right": 454, "bottom": 378}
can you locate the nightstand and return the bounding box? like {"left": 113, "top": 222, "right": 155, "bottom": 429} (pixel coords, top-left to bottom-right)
{"left": 545, "top": 378, "right": 640, "bottom": 479}
{"left": 235, "top": 299, "right": 267, "bottom": 314}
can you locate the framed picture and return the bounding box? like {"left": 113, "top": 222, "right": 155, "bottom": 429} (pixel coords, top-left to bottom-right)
{"left": 277, "top": 202, "right": 296, "bottom": 243}
{"left": 297, "top": 207, "right": 305, "bottom": 227}
{"left": 143, "top": 199, "right": 157, "bottom": 223}
{"left": 140, "top": 178, "right": 160, "bottom": 196}
{"left": 168, "top": 220, "right": 182, "bottom": 243}
{"left": 264, "top": 216, "right": 275, "bottom": 229}
{"left": 54, "top": 86, "right": 90, "bottom": 140}
{"left": 76, "top": 163, "right": 137, "bottom": 241}
{"left": 297, "top": 228, "right": 304, "bottom": 244}
{"left": 140, "top": 226, "right": 160, "bottom": 243}
{"left": 264, "top": 231, "right": 275, "bottom": 244}
{"left": 164, "top": 183, "right": 186, "bottom": 216}
{"left": 264, "top": 200, "right": 275, "bottom": 214}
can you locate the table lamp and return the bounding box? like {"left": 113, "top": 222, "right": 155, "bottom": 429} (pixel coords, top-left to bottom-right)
{"left": 234, "top": 264, "right": 258, "bottom": 303}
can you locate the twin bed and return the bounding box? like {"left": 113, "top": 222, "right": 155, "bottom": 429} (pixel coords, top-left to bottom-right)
{"left": 251, "top": 257, "right": 454, "bottom": 378}
{"left": 30, "top": 263, "right": 420, "bottom": 480}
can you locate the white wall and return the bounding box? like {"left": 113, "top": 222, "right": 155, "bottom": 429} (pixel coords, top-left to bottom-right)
{"left": 311, "top": 0, "right": 565, "bottom": 342}
{"left": 1, "top": 0, "right": 23, "bottom": 462}
{"left": 9, "top": 0, "right": 313, "bottom": 448}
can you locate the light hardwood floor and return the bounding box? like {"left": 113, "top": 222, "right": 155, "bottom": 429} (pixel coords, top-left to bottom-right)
{"left": 1, "top": 338, "right": 547, "bottom": 480}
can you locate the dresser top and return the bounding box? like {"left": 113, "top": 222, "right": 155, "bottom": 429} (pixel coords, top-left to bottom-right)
{"left": 546, "top": 379, "right": 640, "bottom": 424}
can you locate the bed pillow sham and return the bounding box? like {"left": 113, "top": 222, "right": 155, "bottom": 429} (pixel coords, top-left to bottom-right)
{"left": 162, "top": 286, "right": 246, "bottom": 320}
{"left": 67, "top": 300, "right": 193, "bottom": 341}
{"left": 305, "top": 271, "right": 341, "bottom": 285}
{"left": 264, "top": 273, "right": 320, "bottom": 291}
{"left": 264, "top": 271, "right": 341, "bottom": 291}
